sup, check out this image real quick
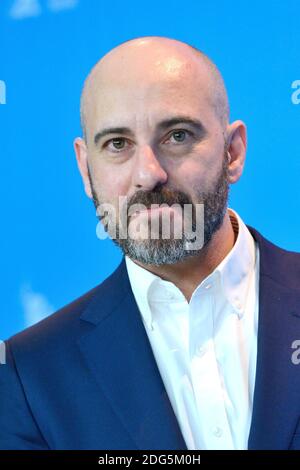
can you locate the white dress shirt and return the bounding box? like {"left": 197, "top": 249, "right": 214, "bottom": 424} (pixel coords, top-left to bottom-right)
{"left": 125, "top": 208, "right": 260, "bottom": 450}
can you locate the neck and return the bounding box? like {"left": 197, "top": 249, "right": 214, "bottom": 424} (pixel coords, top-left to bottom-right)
{"left": 132, "top": 210, "right": 236, "bottom": 302}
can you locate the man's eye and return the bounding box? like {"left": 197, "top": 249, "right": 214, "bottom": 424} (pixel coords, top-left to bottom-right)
{"left": 167, "top": 129, "right": 192, "bottom": 144}
{"left": 103, "top": 130, "right": 192, "bottom": 153}
{"left": 104, "top": 138, "right": 129, "bottom": 152}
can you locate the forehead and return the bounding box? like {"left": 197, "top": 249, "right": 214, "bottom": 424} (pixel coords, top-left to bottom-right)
{"left": 84, "top": 53, "right": 216, "bottom": 137}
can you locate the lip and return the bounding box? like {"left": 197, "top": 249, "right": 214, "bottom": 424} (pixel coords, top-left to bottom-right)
{"left": 130, "top": 206, "right": 178, "bottom": 218}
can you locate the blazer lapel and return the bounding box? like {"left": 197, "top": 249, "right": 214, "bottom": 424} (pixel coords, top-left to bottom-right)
{"left": 247, "top": 226, "right": 300, "bottom": 449}
{"left": 78, "top": 259, "right": 187, "bottom": 450}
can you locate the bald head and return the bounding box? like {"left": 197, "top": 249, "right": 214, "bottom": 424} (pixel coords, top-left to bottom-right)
{"left": 80, "top": 36, "right": 230, "bottom": 143}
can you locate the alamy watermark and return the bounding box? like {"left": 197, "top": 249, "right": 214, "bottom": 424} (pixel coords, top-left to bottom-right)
{"left": 291, "top": 80, "right": 300, "bottom": 105}
{"left": 0, "top": 80, "right": 6, "bottom": 105}
{"left": 291, "top": 340, "right": 300, "bottom": 365}
{"left": 0, "top": 340, "right": 6, "bottom": 365}
{"left": 95, "top": 197, "right": 205, "bottom": 250}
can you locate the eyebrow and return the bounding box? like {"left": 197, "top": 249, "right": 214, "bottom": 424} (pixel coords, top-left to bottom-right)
{"left": 93, "top": 115, "right": 207, "bottom": 146}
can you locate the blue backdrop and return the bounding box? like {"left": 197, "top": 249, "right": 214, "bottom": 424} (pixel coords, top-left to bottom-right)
{"left": 0, "top": 0, "right": 299, "bottom": 339}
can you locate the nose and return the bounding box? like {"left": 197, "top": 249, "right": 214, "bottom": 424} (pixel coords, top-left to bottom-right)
{"left": 132, "top": 144, "right": 168, "bottom": 190}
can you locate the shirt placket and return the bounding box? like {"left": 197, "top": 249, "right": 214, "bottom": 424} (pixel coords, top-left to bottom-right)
{"left": 188, "top": 283, "right": 234, "bottom": 449}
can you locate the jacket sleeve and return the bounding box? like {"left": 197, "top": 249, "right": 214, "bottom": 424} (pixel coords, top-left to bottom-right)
{"left": 0, "top": 340, "right": 49, "bottom": 450}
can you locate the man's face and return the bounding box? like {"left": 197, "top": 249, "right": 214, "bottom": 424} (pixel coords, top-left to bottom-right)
{"left": 77, "top": 48, "right": 232, "bottom": 265}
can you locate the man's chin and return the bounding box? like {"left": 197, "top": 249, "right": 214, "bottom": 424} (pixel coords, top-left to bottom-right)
{"left": 112, "top": 238, "right": 202, "bottom": 266}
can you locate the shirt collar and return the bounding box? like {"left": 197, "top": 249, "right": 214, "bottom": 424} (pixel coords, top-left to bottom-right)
{"left": 215, "top": 208, "right": 256, "bottom": 318}
{"left": 125, "top": 207, "right": 257, "bottom": 328}
{"left": 125, "top": 255, "right": 160, "bottom": 330}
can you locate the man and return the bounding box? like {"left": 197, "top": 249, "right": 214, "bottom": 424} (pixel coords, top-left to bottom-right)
{"left": 0, "top": 36, "right": 300, "bottom": 450}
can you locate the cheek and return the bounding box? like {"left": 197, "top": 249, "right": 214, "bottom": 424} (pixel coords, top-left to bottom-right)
{"left": 93, "top": 164, "right": 131, "bottom": 202}
{"left": 172, "top": 154, "right": 221, "bottom": 197}
{"left": 169, "top": 158, "right": 206, "bottom": 191}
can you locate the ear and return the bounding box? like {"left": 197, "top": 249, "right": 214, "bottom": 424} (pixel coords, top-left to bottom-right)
{"left": 226, "top": 120, "right": 247, "bottom": 184}
{"left": 73, "top": 137, "right": 93, "bottom": 199}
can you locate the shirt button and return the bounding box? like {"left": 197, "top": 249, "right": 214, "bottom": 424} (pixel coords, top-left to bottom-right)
{"left": 212, "top": 426, "right": 223, "bottom": 438}
{"left": 195, "top": 345, "right": 207, "bottom": 357}
{"left": 204, "top": 283, "right": 212, "bottom": 290}
{"left": 166, "top": 291, "right": 174, "bottom": 300}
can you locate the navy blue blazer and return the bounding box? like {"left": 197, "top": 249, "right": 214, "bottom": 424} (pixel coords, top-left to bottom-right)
{"left": 0, "top": 226, "right": 300, "bottom": 450}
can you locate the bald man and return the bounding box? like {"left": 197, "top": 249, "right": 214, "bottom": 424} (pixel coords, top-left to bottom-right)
{"left": 0, "top": 36, "right": 300, "bottom": 451}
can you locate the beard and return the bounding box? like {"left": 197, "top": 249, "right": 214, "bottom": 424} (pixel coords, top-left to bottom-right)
{"left": 88, "top": 148, "right": 229, "bottom": 266}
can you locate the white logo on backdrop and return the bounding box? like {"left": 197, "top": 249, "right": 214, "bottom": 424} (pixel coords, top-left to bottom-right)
{"left": 20, "top": 284, "right": 55, "bottom": 327}
{"left": 9, "top": 0, "right": 79, "bottom": 20}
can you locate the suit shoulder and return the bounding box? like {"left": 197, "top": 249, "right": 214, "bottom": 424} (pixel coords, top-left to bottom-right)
{"left": 248, "top": 225, "right": 300, "bottom": 290}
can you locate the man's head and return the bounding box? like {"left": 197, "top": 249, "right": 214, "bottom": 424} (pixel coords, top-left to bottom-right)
{"left": 74, "top": 36, "right": 246, "bottom": 265}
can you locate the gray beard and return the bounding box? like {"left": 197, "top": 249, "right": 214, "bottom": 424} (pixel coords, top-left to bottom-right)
{"left": 89, "top": 151, "right": 229, "bottom": 266}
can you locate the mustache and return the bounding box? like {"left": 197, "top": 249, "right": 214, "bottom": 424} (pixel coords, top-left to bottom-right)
{"left": 127, "top": 186, "right": 193, "bottom": 210}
